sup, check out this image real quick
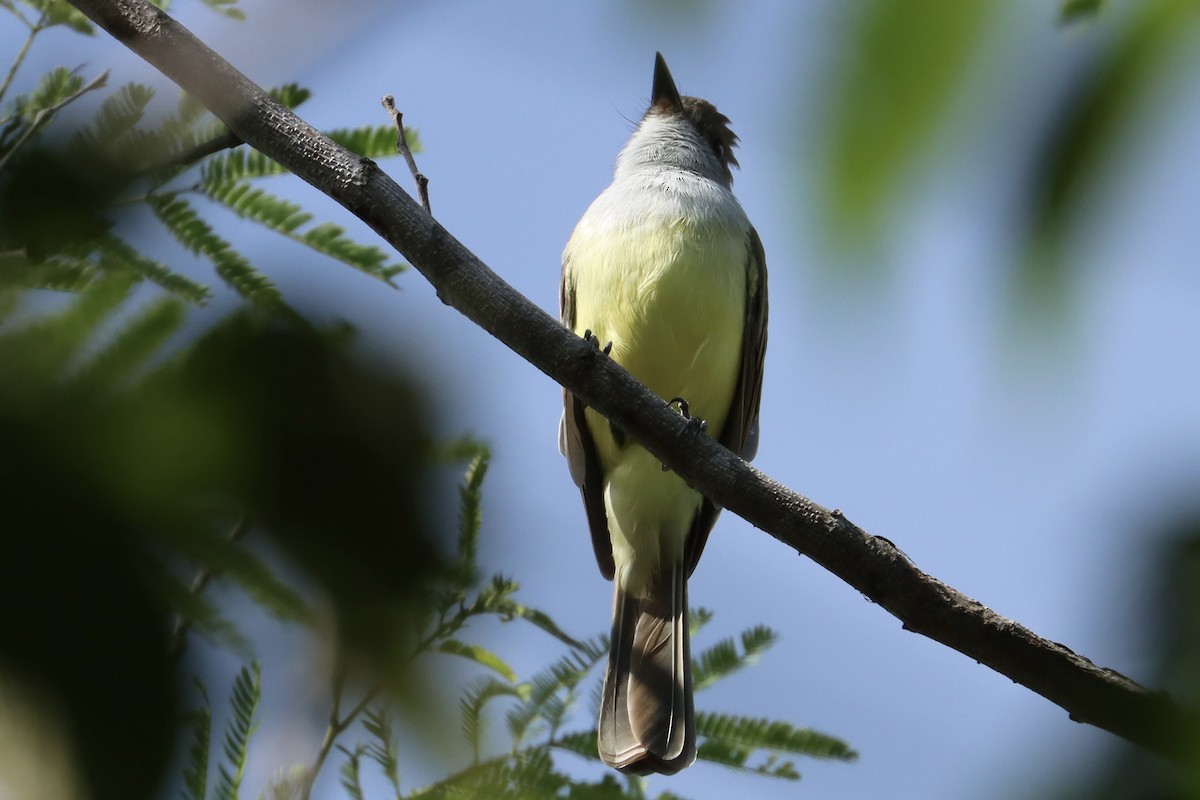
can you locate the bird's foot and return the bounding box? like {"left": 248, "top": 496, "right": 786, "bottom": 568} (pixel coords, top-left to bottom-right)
{"left": 582, "top": 329, "right": 613, "bottom": 356}
{"left": 667, "top": 396, "right": 708, "bottom": 434}
{"left": 663, "top": 396, "right": 707, "bottom": 471}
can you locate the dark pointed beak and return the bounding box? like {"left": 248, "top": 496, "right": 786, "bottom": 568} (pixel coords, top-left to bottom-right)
{"left": 651, "top": 52, "right": 683, "bottom": 112}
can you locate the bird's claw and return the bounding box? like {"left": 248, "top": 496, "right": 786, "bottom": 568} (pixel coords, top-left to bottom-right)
{"left": 662, "top": 397, "right": 707, "bottom": 471}
{"left": 582, "top": 329, "right": 613, "bottom": 355}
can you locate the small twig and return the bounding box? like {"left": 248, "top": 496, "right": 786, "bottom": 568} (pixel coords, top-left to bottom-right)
{"left": 157, "top": 128, "right": 244, "bottom": 171}
{"left": 0, "top": 68, "right": 109, "bottom": 172}
{"left": 0, "top": 9, "right": 48, "bottom": 108}
{"left": 166, "top": 513, "right": 251, "bottom": 662}
{"left": 381, "top": 95, "right": 429, "bottom": 213}
{"left": 299, "top": 662, "right": 382, "bottom": 800}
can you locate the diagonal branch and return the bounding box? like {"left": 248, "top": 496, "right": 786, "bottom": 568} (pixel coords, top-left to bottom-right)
{"left": 66, "top": 0, "right": 1193, "bottom": 761}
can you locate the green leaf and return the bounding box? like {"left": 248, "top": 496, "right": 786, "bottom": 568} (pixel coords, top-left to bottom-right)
{"left": 204, "top": 180, "right": 313, "bottom": 234}
{"left": 692, "top": 624, "right": 778, "bottom": 691}
{"left": 1061, "top": 0, "right": 1108, "bottom": 24}
{"left": 1022, "top": 0, "right": 1200, "bottom": 298}
{"left": 502, "top": 603, "right": 584, "bottom": 649}
{"left": 507, "top": 640, "right": 607, "bottom": 746}
{"left": 328, "top": 124, "right": 421, "bottom": 158}
{"left": 157, "top": 526, "right": 313, "bottom": 626}
{"left": 41, "top": 0, "right": 95, "bottom": 34}
{"left": 201, "top": 146, "right": 288, "bottom": 184}
{"left": 200, "top": 0, "right": 243, "bottom": 20}
{"left": 0, "top": 254, "right": 98, "bottom": 294}
{"left": 69, "top": 82, "right": 155, "bottom": 155}
{"left": 460, "top": 677, "right": 529, "bottom": 762}
{"left": 213, "top": 664, "right": 261, "bottom": 800}
{"left": 550, "top": 728, "right": 599, "bottom": 761}
{"left": 337, "top": 744, "right": 367, "bottom": 800}
{"left": 71, "top": 296, "right": 186, "bottom": 391}
{"left": 24, "top": 66, "right": 85, "bottom": 118}
{"left": 201, "top": 181, "right": 404, "bottom": 281}
{"left": 148, "top": 193, "right": 284, "bottom": 308}
{"left": 362, "top": 706, "right": 401, "bottom": 795}
{"left": 156, "top": 571, "right": 251, "bottom": 654}
{"left": 694, "top": 738, "right": 801, "bottom": 781}
{"left": 180, "top": 680, "right": 211, "bottom": 800}
{"left": 454, "top": 446, "right": 490, "bottom": 587}
{"left": 0, "top": 269, "right": 135, "bottom": 392}
{"left": 689, "top": 606, "right": 714, "bottom": 637}
{"left": 819, "top": 0, "right": 993, "bottom": 248}
{"left": 436, "top": 639, "right": 518, "bottom": 682}
{"left": 98, "top": 233, "right": 212, "bottom": 305}
{"left": 696, "top": 711, "right": 857, "bottom": 761}
{"left": 299, "top": 222, "right": 406, "bottom": 281}
{"left": 269, "top": 83, "right": 311, "bottom": 110}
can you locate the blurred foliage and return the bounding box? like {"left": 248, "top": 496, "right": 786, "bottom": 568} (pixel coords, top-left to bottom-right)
{"left": 811, "top": 0, "right": 1199, "bottom": 308}
{"left": 818, "top": 0, "right": 994, "bottom": 249}
{"left": 1048, "top": 515, "right": 1200, "bottom": 799}
{"left": 1023, "top": 0, "right": 1200, "bottom": 297}
{"left": 0, "top": 3, "right": 856, "bottom": 799}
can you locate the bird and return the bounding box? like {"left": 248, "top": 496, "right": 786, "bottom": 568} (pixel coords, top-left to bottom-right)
{"left": 558, "top": 52, "right": 768, "bottom": 775}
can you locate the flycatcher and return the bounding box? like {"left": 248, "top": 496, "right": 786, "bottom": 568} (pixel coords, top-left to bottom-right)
{"left": 559, "top": 53, "right": 768, "bottom": 775}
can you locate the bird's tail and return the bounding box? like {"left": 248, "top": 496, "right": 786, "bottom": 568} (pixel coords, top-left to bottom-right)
{"left": 598, "top": 561, "right": 695, "bottom": 775}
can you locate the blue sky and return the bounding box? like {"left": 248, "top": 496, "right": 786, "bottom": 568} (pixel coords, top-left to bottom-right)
{"left": 10, "top": 2, "right": 1200, "bottom": 798}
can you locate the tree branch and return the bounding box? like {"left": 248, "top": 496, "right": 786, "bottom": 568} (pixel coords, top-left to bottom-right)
{"left": 66, "top": 0, "right": 1193, "bottom": 760}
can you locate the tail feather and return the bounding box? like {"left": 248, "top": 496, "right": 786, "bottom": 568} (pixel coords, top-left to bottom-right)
{"left": 598, "top": 563, "right": 695, "bottom": 775}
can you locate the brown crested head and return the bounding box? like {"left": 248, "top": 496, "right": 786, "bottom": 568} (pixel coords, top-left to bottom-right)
{"left": 649, "top": 52, "right": 740, "bottom": 179}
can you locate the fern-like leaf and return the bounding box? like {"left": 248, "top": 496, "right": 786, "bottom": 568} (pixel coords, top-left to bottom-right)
{"left": 337, "top": 744, "right": 367, "bottom": 800}
{"left": 213, "top": 663, "right": 261, "bottom": 800}
{"left": 454, "top": 445, "right": 490, "bottom": 588}
{"left": 0, "top": 270, "right": 135, "bottom": 390}
{"left": 507, "top": 639, "right": 607, "bottom": 746}
{"left": 200, "top": 180, "right": 404, "bottom": 281}
{"left": 23, "top": 66, "right": 85, "bottom": 118}
{"left": 148, "top": 193, "right": 284, "bottom": 308}
{"left": 688, "top": 606, "right": 714, "bottom": 637}
{"left": 407, "top": 749, "right": 567, "bottom": 800}
{"left": 0, "top": 255, "right": 98, "bottom": 294}
{"left": 98, "top": 233, "right": 212, "bottom": 304}
{"left": 696, "top": 711, "right": 857, "bottom": 761}
{"left": 460, "top": 677, "right": 529, "bottom": 763}
{"left": 180, "top": 680, "right": 212, "bottom": 800}
{"left": 69, "top": 82, "right": 154, "bottom": 156}
{"left": 157, "top": 526, "right": 312, "bottom": 625}
{"left": 498, "top": 602, "right": 583, "bottom": 650}
{"left": 269, "top": 83, "right": 311, "bottom": 109}
{"left": 328, "top": 125, "right": 421, "bottom": 159}
{"left": 362, "top": 706, "right": 401, "bottom": 795}
{"left": 70, "top": 296, "right": 185, "bottom": 390}
{"left": 200, "top": 147, "right": 288, "bottom": 184}
{"left": 695, "top": 738, "right": 801, "bottom": 781}
{"left": 692, "top": 624, "right": 778, "bottom": 692}
{"left": 550, "top": 728, "right": 599, "bottom": 762}
{"left": 299, "top": 222, "right": 406, "bottom": 281}
{"left": 156, "top": 570, "right": 251, "bottom": 654}
{"left": 204, "top": 180, "right": 313, "bottom": 233}
{"left": 436, "top": 639, "right": 517, "bottom": 683}
{"left": 199, "top": 0, "right": 244, "bottom": 20}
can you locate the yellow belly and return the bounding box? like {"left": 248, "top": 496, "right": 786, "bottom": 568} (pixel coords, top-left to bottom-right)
{"left": 566, "top": 219, "right": 746, "bottom": 591}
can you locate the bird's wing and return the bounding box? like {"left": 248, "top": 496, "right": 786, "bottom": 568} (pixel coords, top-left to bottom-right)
{"left": 559, "top": 258, "right": 616, "bottom": 580}
{"left": 684, "top": 227, "right": 768, "bottom": 575}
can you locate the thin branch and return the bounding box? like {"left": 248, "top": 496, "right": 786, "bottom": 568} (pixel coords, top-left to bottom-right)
{"left": 298, "top": 663, "right": 381, "bottom": 800}
{"left": 0, "top": 8, "right": 47, "bottom": 107}
{"left": 0, "top": 67, "right": 109, "bottom": 171}
{"left": 381, "top": 94, "right": 429, "bottom": 213}
{"left": 161, "top": 128, "right": 243, "bottom": 169}
{"left": 66, "top": 0, "right": 1195, "bottom": 762}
